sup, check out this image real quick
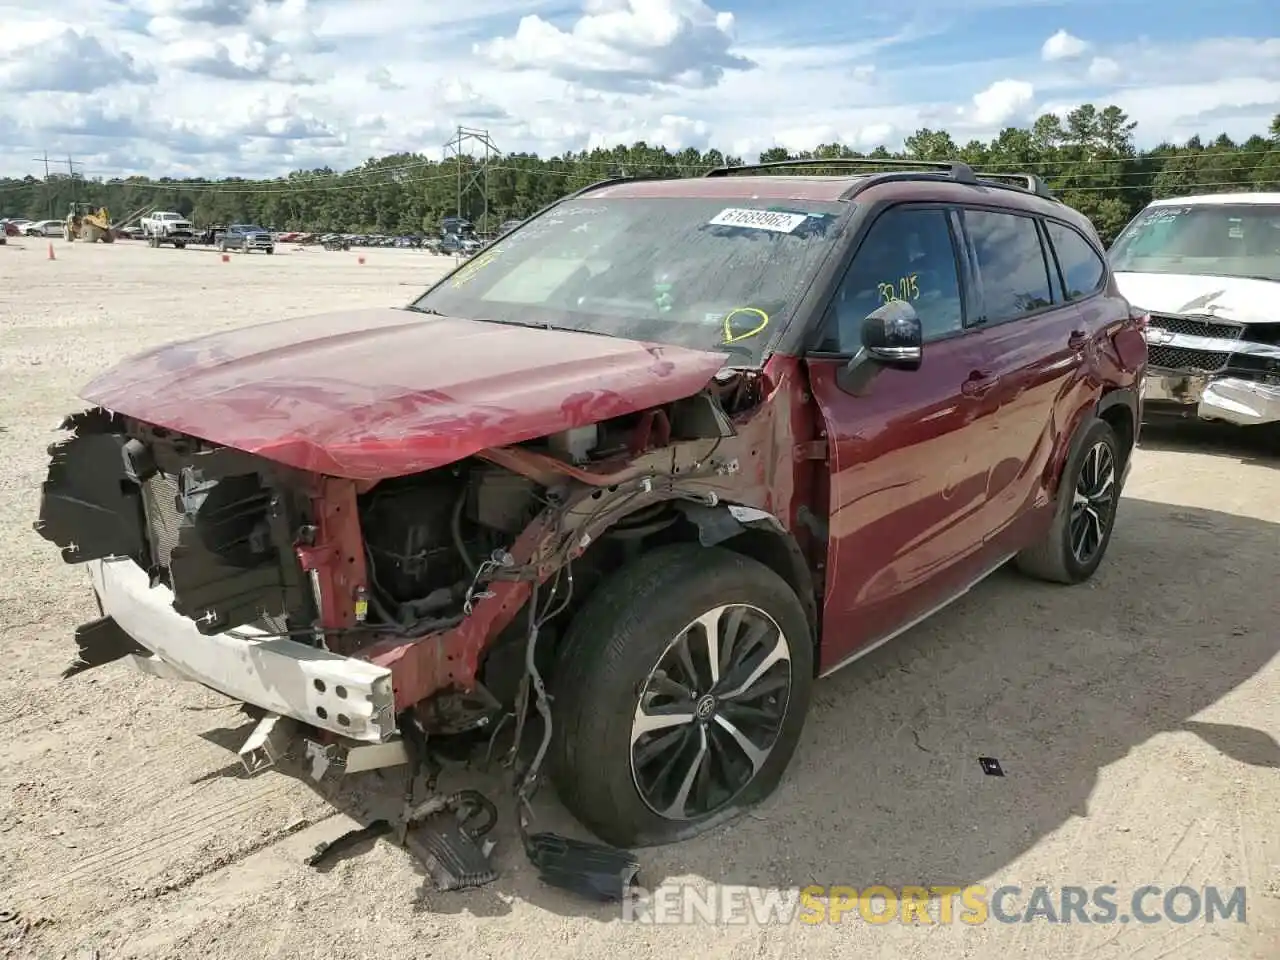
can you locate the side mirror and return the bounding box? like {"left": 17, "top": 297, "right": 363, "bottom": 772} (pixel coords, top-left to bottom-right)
{"left": 837, "top": 300, "right": 924, "bottom": 396}
{"left": 861, "top": 299, "right": 923, "bottom": 371}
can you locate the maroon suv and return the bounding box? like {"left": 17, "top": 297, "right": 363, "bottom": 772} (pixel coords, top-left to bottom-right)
{"left": 35, "top": 160, "right": 1147, "bottom": 865}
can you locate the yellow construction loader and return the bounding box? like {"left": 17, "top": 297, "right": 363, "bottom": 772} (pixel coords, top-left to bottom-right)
{"left": 64, "top": 203, "right": 115, "bottom": 243}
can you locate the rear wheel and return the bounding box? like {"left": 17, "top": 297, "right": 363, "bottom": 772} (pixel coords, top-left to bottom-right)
{"left": 1015, "top": 417, "right": 1122, "bottom": 584}
{"left": 550, "top": 544, "right": 813, "bottom": 848}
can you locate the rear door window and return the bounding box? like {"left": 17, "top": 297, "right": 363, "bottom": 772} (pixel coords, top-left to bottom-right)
{"left": 1045, "top": 221, "right": 1106, "bottom": 299}
{"left": 962, "top": 209, "right": 1054, "bottom": 324}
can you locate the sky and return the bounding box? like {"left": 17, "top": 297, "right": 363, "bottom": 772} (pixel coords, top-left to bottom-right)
{"left": 0, "top": 0, "right": 1276, "bottom": 181}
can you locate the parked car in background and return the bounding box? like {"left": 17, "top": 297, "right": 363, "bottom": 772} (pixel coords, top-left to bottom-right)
{"left": 218, "top": 223, "right": 275, "bottom": 254}
{"left": 1109, "top": 192, "right": 1280, "bottom": 429}
{"left": 139, "top": 211, "right": 194, "bottom": 249}
{"left": 24, "top": 219, "right": 65, "bottom": 237}
{"left": 439, "top": 234, "right": 480, "bottom": 256}
{"left": 34, "top": 160, "right": 1144, "bottom": 864}
{"left": 2, "top": 218, "right": 27, "bottom": 237}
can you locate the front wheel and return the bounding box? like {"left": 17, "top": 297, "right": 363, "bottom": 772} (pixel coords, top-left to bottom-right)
{"left": 1015, "top": 417, "right": 1122, "bottom": 584}
{"left": 550, "top": 544, "right": 813, "bottom": 848}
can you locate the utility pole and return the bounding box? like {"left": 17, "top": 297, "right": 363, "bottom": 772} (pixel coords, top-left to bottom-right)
{"left": 442, "top": 125, "right": 500, "bottom": 235}
{"left": 31, "top": 151, "right": 51, "bottom": 217}
{"left": 66, "top": 156, "right": 81, "bottom": 208}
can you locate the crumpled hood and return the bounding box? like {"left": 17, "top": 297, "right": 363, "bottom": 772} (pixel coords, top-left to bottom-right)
{"left": 1114, "top": 272, "right": 1280, "bottom": 325}
{"left": 80, "top": 308, "right": 729, "bottom": 480}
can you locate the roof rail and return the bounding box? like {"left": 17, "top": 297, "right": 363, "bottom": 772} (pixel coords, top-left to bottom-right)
{"left": 704, "top": 157, "right": 980, "bottom": 182}
{"left": 974, "top": 171, "right": 1057, "bottom": 199}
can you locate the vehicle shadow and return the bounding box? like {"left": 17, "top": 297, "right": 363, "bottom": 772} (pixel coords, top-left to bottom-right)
{"left": 1138, "top": 417, "right": 1277, "bottom": 468}
{"left": 195, "top": 497, "right": 1280, "bottom": 922}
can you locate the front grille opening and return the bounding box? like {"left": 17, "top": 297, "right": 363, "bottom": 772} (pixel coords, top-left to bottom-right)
{"left": 1148, "top": 314, "right": 1244, "bottom": 340}
{"left": 1147, "top": 346, "right": 1231, "bottom": 372}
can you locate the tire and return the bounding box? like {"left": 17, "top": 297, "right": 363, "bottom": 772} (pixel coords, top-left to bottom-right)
{"left": 549, "top": 543, "right": 813, "bottom": 848}
{"left": 174, "top": 241, "right": 185, "bottom": 250}
{"left": 1014, "top": 417, "right": 1122, "bottom": 584}
{"left": 265, "top": 247, "right": 274, "bottom": 255}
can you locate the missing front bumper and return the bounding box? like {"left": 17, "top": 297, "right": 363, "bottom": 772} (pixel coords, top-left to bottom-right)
{"left": 1143, "top": 373, "right": 1280, "bottom": 426}
{"left": 89, "top": 557, "right": 396, "bottom": 742}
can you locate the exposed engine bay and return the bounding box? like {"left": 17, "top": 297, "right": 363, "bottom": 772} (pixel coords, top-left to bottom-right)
{"left": 36, "top": 367, "right": 770, "bottom": 690}
{"left": 33, "top": 369, "right": 782, "bottom": 901}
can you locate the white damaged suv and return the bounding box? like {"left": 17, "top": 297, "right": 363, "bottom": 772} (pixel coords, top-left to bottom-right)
{"left": 1108, "top": 192, "right": 1280, "bottom": 428}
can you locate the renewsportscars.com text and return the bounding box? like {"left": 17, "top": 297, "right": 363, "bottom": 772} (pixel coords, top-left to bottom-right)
{"left": 623, "top": 884, "right": 1248, "bottom": 925}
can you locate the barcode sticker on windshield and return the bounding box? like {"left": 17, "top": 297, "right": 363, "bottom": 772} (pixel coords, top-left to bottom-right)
{"left": 708, "top": 208, "right": 809, "bottom": 233}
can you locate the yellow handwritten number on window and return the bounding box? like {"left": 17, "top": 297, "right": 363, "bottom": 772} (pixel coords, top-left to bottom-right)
{"left": 877, "top": 273, "right": 920, "bottom": 303}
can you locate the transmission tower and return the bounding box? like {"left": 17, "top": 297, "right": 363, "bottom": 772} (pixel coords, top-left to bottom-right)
{"left": 442, "top": 125, "right": 501, "bottom": 234}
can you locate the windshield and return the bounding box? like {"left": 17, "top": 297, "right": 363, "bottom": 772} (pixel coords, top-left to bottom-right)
{"left": 236, "top": 224, "right": 266, "bottom": 232}
{"left": 1108, "top": 202, "right": 1280, "bottom": 282}
{"left": 409, "top": 196, "right": 847, "bottom": 364}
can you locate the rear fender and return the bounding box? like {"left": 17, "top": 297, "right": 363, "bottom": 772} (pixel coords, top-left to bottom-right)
{"left": 1045, "top": 386, "right": 1140, "bottom": 501}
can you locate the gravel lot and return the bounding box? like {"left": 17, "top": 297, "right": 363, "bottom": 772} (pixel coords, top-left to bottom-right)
{"left": 1, "top": 238, "right": 1277, "bottom": 960}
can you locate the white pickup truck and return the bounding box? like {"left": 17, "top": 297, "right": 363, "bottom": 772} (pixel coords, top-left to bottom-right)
{"left": 140, "top": 211, "right": 194, "bottom": 249}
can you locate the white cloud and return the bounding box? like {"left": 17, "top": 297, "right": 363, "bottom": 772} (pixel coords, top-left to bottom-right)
{"left": 437, "top": 79, "right": 509, "bottom": 120}
{"left": 1087, "top": 56, "right": 1122, "bottom": 84}
{"left": 476, "top": 0, "right": 755, "bottom": 92}
{"left": 1041, "top": 29, "right": 1089, "bottom": 62}
{"left": 0, "top": 2, "right": 1277, "bottom": 181}
{"left": 0, "top": 26, "right": 154, "bottom": 92}
{"left": 367, "top": 66, "right": 404, "bottom": 92}
{"left": 968, "top": 79, "right": 1036, "bottom": 126}
{"left": 586, "top": 114, "right": 710, "bottom": 151}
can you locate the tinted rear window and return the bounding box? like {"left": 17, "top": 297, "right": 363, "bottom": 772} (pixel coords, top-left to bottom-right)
{"left": 1046, "top": 221, "right": 1106, "bottom": 299}
{"left": 964, "top": 210, "right": 1053, "bottom": 323}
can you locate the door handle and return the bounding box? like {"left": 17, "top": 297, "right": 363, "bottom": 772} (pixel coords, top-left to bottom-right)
{"left": 961, "top": 371, "right": 1000, "bottom": 398}
{"left": 1068, "top": 329, "right": 1089, "bottom": 349}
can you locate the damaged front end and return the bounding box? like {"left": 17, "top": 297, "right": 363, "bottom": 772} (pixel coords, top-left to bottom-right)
{"left": 34, "top": 363, "right": 797, "bottom": 900}
{"left": 1142, "top": 312, "right": 1280, "bottom": 426}
{"left": 35, "top": 407, "right": 398, "bottom": 742}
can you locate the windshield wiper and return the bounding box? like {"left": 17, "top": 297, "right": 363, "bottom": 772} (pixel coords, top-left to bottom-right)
{"left": 405, "top": 305, "right": 443, "bottom": 315}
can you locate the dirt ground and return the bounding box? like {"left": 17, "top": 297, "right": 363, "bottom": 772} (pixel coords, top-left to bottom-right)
{"left": 0, "top": 238, "right": 1276, "bottom": 960}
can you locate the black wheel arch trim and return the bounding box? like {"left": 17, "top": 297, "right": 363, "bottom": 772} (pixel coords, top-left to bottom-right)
{"left": 1096, "top": 385, "right": 1140, "bottom": 458}
{"left": 1096, "top": 385, "right": 1139, "bottom": 429}
{"left": 673, "top": 501, "right": 819, "bottom": 648}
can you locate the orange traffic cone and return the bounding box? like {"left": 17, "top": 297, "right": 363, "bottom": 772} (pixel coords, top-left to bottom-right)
{"left": 221, "top": 253, "right": 230, "bottom": 263}
{"left": 47, "top": 242, "right": 56, "bottom": 261}
{"left": 357, "top": 255, "right": 366, "bottom": 265}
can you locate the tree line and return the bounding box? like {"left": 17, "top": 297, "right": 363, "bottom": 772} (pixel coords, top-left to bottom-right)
{"left": 3, "top": 105, "right": 1278, "bottom": 243}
